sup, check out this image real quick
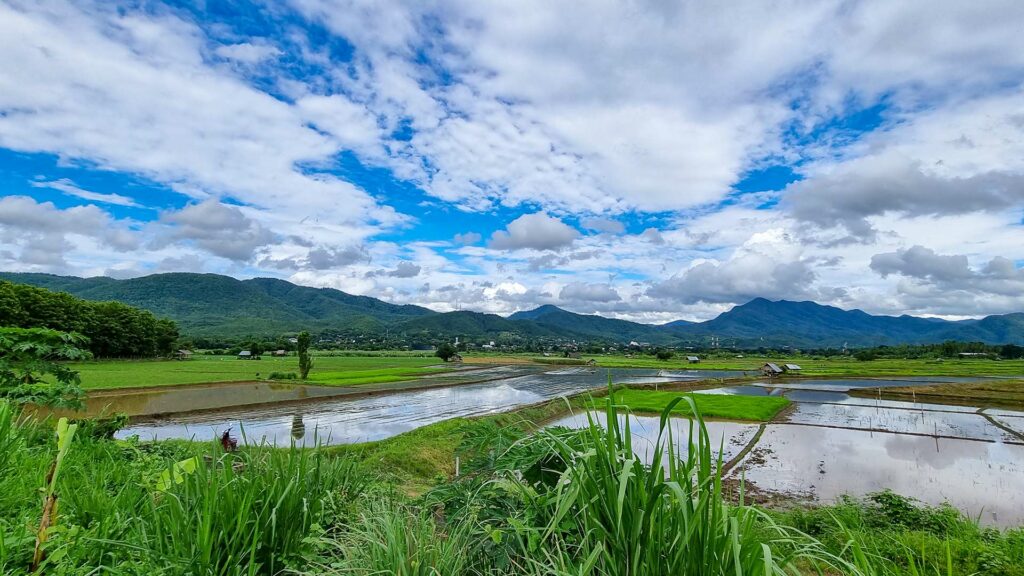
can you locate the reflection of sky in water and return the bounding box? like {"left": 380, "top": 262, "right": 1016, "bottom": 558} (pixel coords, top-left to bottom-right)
{"left": 991, "top": 416, "right": 1024, "bottom": 437}
{"left": 781, "top": 390, "right": 979, "bottom": 412}
{"left": 750, "top": 378, "right": 985, "bottom": 392}
{"left": 785, "top": 403, "right": 1019, "bottom": 443}
{"left": 547, "top": 411, "right": 758, "bottom": 465}
{"left": 117, "top": 368, "right": 724, "bottom": 446}
{"left": 692, "top": 386, "right": 782, "bottom": 397}
{"left": 736, "top": 424, "right": 1024, "bottom": 526}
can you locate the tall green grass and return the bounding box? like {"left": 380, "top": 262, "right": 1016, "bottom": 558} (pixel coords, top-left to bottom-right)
{"left": 0, "top": 400, "right": 366, "bottom": 574}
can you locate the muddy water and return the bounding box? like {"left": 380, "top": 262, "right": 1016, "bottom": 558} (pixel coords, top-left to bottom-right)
{"left": 115, "top": 367, "right": 741, "bottom": 446}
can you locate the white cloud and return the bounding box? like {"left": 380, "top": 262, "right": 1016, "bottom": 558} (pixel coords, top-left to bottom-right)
{"left": 488, "top": 213, "right": 580, "bottom": 251}
{"left": 30, "top": 178, "right": 141, "bottom": 207}
{"left": 158, "top": 200, "right": 275, "bottom": 261}
{"left": 581, "top": 217, "right": 625, "bottom": 234}
{"left": 559, "top": 282, "right": 621, "bottom": 303}
{"left": 214, "top": 41, "right": 282, "bottom": 64}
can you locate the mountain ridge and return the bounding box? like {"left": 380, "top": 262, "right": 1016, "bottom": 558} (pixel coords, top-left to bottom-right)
{"left": 1, "top": 271, "right": 1022, "bottom": 346}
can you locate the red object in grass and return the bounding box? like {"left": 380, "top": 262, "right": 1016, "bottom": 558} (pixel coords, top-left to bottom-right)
{"left": 220, "top": 429, "right": 238, "bottom": 452}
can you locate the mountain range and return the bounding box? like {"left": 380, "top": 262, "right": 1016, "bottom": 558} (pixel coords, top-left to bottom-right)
{"left": 2, "top": 271, "right": 1023, "bottom": 347}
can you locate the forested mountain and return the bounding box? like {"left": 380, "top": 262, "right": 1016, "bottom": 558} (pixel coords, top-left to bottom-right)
{"left": 0, "top": 272, "right": 431, "bottom": 338}
{"left": 509, "top": 305, "right": 676, "bottom": 344}
{"left": 2, "top": 272, "right": 1023, "bottom": 346}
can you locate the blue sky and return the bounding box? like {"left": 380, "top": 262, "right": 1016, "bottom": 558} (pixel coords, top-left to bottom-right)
{"left": 1, "top": 0, "right": 1023, "bottom": 321}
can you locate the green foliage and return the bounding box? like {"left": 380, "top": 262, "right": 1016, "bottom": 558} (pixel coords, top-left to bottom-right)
{"left": 0, "top": 406, "right": 367, "bottom": 574}
{"left": 297, "top": 330, "right": 313, "bottom": 379}
{"left": 0, "top": 280, "right": 178, "bottom": 358}
{"left": 435, "top": 342, "right": 457, "bottom": 361}
{"left": 0, "top": 327, "right": 89, "bottom": 408}
{"left": 268, "top": 371, "right": 298, "bottom": 380}
{"left": 612, "top": 388, "right": 790, "bottom": 421}
{"left": 655, "top": 348, "right": 674, "bottom": 361}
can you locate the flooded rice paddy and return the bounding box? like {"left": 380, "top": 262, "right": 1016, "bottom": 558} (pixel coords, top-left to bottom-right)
{"left": 564, "top": 379, "right": 1024, "bottom": 526}
{"left": 114, "top": 367, "right": 743, "bottom": 444}
{"left": 108, "top": 367, "right": 1024, "bottom": 526}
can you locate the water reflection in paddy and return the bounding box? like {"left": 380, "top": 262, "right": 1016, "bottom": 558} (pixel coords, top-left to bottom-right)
{"left": 734, "top": 425, "right": 1024, "bottom": 526}
{"left": 786, "top": 403, "right": 1020, "bottom": 443}
{"left": 547, "top": 411, "right": 758, "bottom": 465}
{"left": 116, "top": 367, "right": 741, "bottom": 446}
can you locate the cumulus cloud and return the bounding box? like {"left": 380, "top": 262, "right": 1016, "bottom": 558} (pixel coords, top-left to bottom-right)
{"left": 306, "top": 245, "right": 371, "bottom": 269}
{"left": 559, "top": 282, "right": 621, "bottom": 303}
{"left": 488, "top": 213, "right": 580, "bottom": 251}
{"left": 647, "top": 229, "right": 817, "bottom": 305}
{"left": 159, "top": 200, "right": 275, "bottom": 261}
{"left": 871, "top": 245, "right": 1024, "bottom": 298}
{"left": 387, "top": 261, "right": 421, "bottom": 278}
{"left": 581, "top": 217, "right": 625, "bottom": 234}
{"left": 0, "top": 195, "right": 139, "bottom": 267}
{"left": 453, "top": 232, "right": 481, "bottom": 245}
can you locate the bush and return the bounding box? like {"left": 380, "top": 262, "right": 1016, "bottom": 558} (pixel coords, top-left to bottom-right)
{"left": 268, "top": 371, "right": 298, "bottom": 380}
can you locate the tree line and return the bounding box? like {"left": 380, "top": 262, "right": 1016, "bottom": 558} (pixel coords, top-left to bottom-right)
{"left": 0, "top": 281, "right": 178, "bottom": 358}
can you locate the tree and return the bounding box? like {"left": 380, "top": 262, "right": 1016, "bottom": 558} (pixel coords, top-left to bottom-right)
{"left": 656, "top": 349, "right": 674, "bottom": 361}
{"left": 297, "top": 331, "right": 313, "bottom": 379}
{"left": 435, "top": 342, "right": 457, "bottom": 362}
{"left": 0, "top": 327, "right": 90, "bottom": 408}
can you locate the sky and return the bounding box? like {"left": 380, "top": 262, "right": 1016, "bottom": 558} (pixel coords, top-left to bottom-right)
{"left": 1, "top": 0, "right": 1023, "bottom": 323}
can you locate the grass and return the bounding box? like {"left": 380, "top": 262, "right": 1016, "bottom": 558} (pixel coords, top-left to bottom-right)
{"left": 306, "top": 366, "right": 449, "bottom": 387}
{"left": 70, "top": 355, "right": 446, "bottom": 390}
{"left": 850, "top": 378, "right": 1024, "bottom": 410}
{"left": 612, "top": 388, "right": 790, "bottom": 421}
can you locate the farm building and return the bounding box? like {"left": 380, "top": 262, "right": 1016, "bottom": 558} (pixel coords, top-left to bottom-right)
{"left": 761, "top": 362, "right": 783, "bottom": 376}
{"left": 783, "top": 363, "right": 802, "bottom": 372}
{"left": 272, "top": 349, "right": 288, "bottom": 357}
{"left": 686, "top": 356, "right": 700, "bottom": 364}
{"left": 174, "top": 349, "right": 192, "bottom": 360}
{"left": 238, "top": 350, "right": 260, "bottom": 360}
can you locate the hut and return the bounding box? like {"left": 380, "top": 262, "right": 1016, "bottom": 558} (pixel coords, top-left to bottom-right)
{"left": 686, "top": 356, "right": 700, "bottom": 364}
{"left": 174, "top": 349, "right": 193, "bottom": 360}
{"left": 272, "top": 349, "right": 288, "bottom": 357}
{"left": 761, "top": 362, "right": 783, "bottom": 376}
{"left": 238, "top": 350, "right": 260, "bottom": 360}
{"left": 782, "top": 363, "right": 802, "bottom": 373}
{"left": 450, "top": 353, "right": 464, "bottom": 363}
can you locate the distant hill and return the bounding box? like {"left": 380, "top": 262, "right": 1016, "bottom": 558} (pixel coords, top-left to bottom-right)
{"left": 0, "top": 272, "right": 432, "bottom": 338}
{"left": 2, "top": 272, "right": 1022, "bottom": 346}
{"left": 509, "top": 305, "right": 676, "bottom": 344}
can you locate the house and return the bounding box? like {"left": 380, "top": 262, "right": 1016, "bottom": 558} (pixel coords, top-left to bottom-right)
{"left": 174, "top": 349, "right": 193, "bottom": 360}
{"left": 272, "top": 349, "right": 288, "bottom": 357}
{"left": 450, "top": 353, "right": 464, "bottom": 363}
{"left": 238, "top": 350, "right": 260, "bottom": 360}
{"left": 686, "top": 356, "right": 700, "bottom": 364}
{"left": 783, "top": 363, "right": 802, "bottom": 373}
{"left": 761, "top": 362, "right": 783, "bottom": 376}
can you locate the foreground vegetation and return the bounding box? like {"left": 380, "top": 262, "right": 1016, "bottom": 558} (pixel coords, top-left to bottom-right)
{"left": 4, "top": 396, "right": 1022, "bottom": 575}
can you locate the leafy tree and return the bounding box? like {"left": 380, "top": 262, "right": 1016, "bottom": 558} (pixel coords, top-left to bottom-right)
{"left": 0, "top": 327, "right": 90, "bottom": 408}
{"left": 297, "top": 331, "right": 313, "bottom": 379}
{"left": 435, "top": 342, "right": 457, "bottom": 362}
{"left": 656, "top": 349, "right": 674, "bottom": 361}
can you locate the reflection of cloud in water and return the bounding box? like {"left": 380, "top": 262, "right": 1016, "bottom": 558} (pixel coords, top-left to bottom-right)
{"left": 736, "top": 425, "right": 1024, "bottom": 527}
{"left": 549, "top": 411, "right": 758, "bottom": 465}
